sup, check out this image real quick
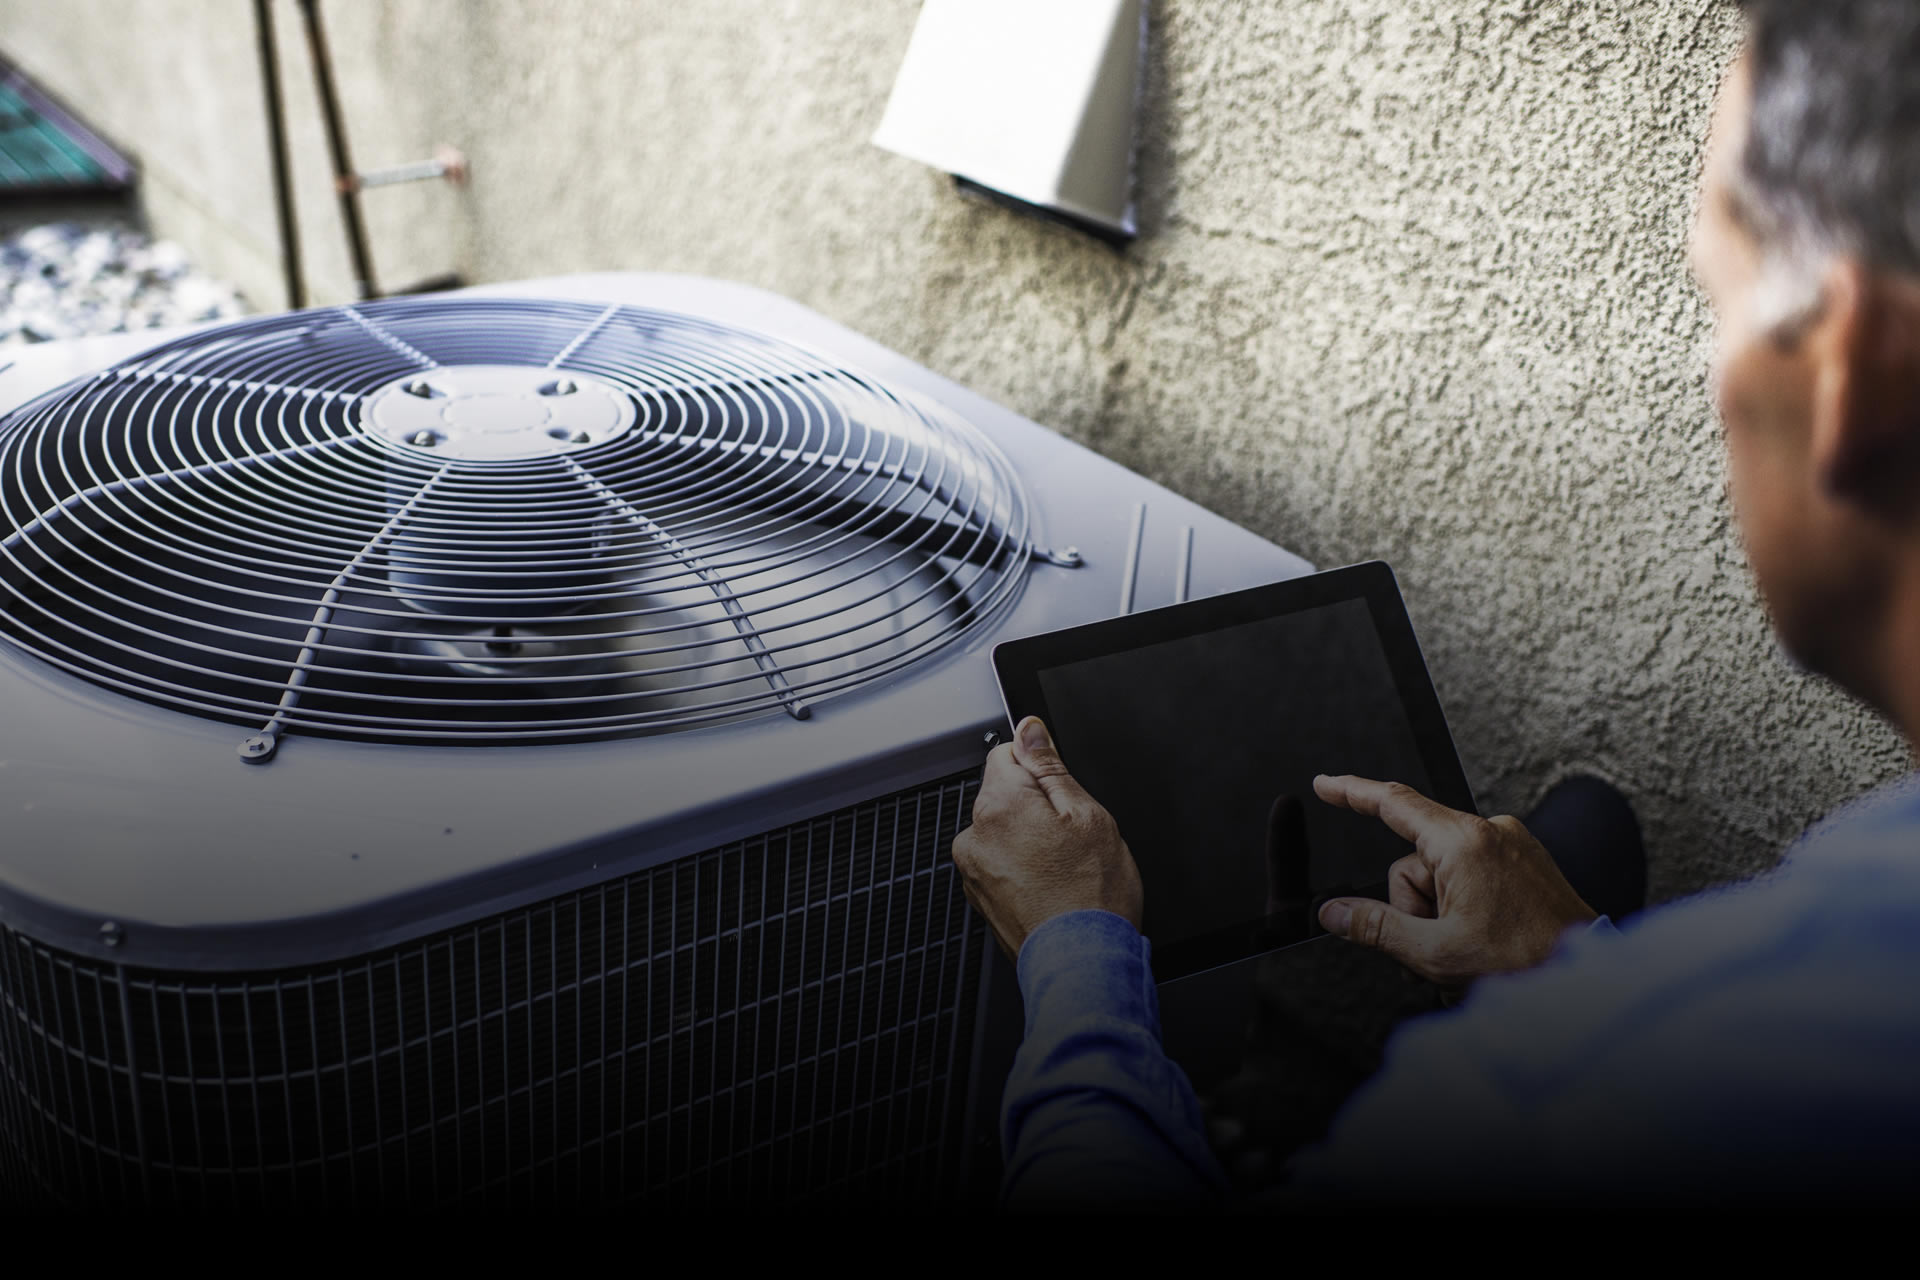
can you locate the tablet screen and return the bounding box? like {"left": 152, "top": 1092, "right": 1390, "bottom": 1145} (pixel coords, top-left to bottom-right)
{"left": 1027, "top": 594, "right": 1441, "bottom": 977}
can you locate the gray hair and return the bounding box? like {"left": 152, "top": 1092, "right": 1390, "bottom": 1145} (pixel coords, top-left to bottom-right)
{"left": 1734, "top": 0, "right": 1920, "bottom": 330}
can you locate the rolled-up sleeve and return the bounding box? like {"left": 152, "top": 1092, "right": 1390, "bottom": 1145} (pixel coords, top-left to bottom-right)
{"left": 1000, "top": 910, "right": 1231, "bottom": 1210}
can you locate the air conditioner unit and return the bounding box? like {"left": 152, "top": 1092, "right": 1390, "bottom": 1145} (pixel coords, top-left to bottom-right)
{"left": 0, "top": 272, "right": 1312, "bottom": 1208}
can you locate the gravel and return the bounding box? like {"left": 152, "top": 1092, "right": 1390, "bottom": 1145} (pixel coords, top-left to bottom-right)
{"left": 0, "top": 220, "right": 250, "bottom": 348}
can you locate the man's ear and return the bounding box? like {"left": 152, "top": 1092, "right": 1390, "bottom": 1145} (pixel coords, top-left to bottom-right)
{"left": 1807, "top": 260, "right": 1920, "bottom": 505}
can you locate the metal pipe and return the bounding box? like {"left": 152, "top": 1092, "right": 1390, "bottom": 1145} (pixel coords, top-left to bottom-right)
{"left": 347, "top": 158, "right": 444, "bottom": 191}
{"left": 296, "top": 0, "right": 378, "bottom": 300}
{"left": 253, "top": 0, "right": 304, "bottom": 309}
{"left": 345, "top": 145, "right": 467, "bottom": 192}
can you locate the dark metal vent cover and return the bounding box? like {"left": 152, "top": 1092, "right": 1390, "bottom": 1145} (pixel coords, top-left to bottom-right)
{"left": 0, "top": 298, "right": 1030, "bottom": 752}
{"left": 0, "top": 769, "right": 989, "bottom": 1208}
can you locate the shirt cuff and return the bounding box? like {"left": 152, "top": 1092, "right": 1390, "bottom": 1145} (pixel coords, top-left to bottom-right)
{"left": 1015, "top": 909, "right": 1158, "bottom": 1040}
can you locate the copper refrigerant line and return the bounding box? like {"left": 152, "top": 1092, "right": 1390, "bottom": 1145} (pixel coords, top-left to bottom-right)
{"left": 253, "top": 0, "right": 468, "bottom": 307}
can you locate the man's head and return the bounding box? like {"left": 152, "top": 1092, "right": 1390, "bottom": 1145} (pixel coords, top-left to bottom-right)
{"left": 1693, "top": 1, "right": 1920, "bottom": 719}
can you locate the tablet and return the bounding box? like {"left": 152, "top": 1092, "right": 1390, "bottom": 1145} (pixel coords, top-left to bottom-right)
{"left": 992, "top": 561, "right": 1476, "bottom": 983}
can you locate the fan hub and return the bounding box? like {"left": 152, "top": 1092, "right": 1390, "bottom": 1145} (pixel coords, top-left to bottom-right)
{"left": 362, "top": 364, "right": 636, "bottom": 461}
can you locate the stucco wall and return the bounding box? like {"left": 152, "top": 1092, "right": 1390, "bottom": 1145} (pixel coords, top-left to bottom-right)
{"left": 0, "top": 0, "right": 1907, "bottom": 900}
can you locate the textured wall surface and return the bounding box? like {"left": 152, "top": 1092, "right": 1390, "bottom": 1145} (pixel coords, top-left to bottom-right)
{"left": 0, "top": 0, "right": 1908, "bottom": 899}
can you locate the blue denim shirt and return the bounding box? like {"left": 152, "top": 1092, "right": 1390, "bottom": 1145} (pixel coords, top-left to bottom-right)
{"left": 999, "top": 775, "right": 1920, "bottom": 1208}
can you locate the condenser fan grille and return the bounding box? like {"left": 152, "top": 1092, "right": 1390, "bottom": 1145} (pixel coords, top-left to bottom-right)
{"left": 0, "top": 299, "right": 1031, "bottom": 750}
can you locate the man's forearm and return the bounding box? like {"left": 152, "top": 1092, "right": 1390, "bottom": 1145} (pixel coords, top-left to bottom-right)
{"left": 1000, "top": 910, "right": 1232, "bottom": 1209}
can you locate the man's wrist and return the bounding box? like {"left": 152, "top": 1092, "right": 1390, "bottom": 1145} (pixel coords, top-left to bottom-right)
{"left": 1540, "top": 913, "right": 1619, "bottom": 966}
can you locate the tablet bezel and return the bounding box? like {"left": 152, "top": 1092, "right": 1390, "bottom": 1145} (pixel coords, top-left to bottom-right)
{"left": 990, "top": 560, "right": 1477, "bottom": 983}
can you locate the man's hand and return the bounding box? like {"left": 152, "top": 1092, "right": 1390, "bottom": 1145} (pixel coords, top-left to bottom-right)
{"left": 952, "top": 717, "right": 1143, "bottom": 959}
{"left": 1313, "top": 774, "right": 1599, "bottom": 987}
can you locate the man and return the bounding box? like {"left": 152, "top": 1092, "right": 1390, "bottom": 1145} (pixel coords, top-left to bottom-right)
{"left": 952, "top": 0, "right": 1920, "bottom": 1208}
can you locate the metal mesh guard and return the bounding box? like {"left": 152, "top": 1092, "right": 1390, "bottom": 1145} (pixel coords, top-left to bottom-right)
{"left": 0, "top": 298, "right": 1031, "bottom": 749}
{"left": 0, "top": 771, "right": 989, "bottom": 1208}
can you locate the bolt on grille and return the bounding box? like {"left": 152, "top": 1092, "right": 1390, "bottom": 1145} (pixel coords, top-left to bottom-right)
{"left": 0, "top": 771, "right": 989, "bottom": 1208}
{"left": 0, "top": 298, "right": 1031, "bottom": 751}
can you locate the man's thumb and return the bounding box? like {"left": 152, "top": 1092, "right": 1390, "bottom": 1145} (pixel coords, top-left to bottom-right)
{"left": 1319, "top": 897, "right": 1428, "bottom": 963}
{"left": 1012, "top": 717, "right": 1089, "bottom": 813}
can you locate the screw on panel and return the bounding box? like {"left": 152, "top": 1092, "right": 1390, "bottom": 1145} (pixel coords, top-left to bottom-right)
{"left": 99, "top": 921, "right": 123, "bottom": 948}
{"left": 1033, "top": 546, "right": 1083, "bottom": 568}
{"left": 571, "top": 431, "right": 591, "bottom": 444}
{"left": 238, "top": 733, "right": 279, "bottom": 763}
{"left": 411, "top": 430, "right": 439, "bottom": 447}
{"left": 404, "top": 379, "right": 437, "bottom": 398}
{"left": 542, "top": 378, "right": 577, "bottom": 396}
